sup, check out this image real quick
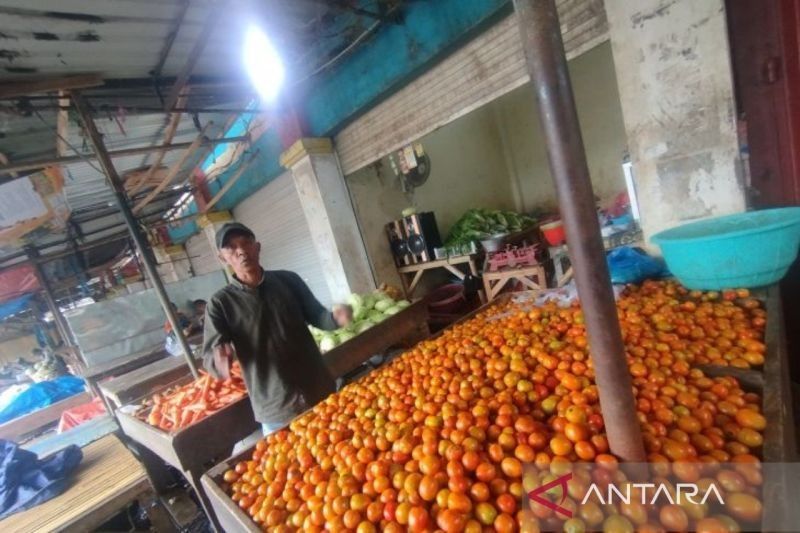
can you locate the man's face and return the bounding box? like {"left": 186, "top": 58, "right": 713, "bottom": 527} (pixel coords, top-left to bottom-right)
{"left": 195, "top": 302, "right": 206, "bottom": 316}
{"left": 219, "top": 233, "right": 261, "bottom": 274}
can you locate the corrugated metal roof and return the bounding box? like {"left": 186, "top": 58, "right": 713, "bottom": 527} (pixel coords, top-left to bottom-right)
{"left": 0, "top": 0, "right": 362, "bottom": 81}
{"left": 60, "top": 110, "right": 228, "bottom": 211}
{"left": 0, "top": 0, "right": 386, "bottom": 275}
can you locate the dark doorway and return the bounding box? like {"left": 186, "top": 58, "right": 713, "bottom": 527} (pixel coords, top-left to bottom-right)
{"left": 727, "top": 0, "right": 800, "bottom": 207}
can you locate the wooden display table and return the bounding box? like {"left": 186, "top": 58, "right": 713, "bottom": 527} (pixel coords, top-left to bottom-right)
{"left": 481, "top": 258, "right": 546, "bottom": 302}
{"left": 397, "top": 255, "right": 486, "bottom": 303}
{"left": 117, "top": 390, "right": 258, "bottom": 531}
{"left": 0, "top": 434, "right": 171, "bottom": 532}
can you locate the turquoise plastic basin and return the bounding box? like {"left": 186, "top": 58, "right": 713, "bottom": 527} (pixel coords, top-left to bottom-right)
{"left": 651, "top": 208, "right": 800, "bottom": 290}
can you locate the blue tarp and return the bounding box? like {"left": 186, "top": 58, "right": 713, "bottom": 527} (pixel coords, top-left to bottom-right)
{"left": 0, "top": 440, "right": 82, "bottom": 519}
{"left": 0, "top": 376, "right": 86, "bottom": 425}
{"left": 0, "top": 294, "right": 34, "bottom": 321}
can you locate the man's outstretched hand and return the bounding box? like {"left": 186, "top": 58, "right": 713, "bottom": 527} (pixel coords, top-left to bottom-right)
{"left": 332, "top": 304, "right": 353, "bottom": 328}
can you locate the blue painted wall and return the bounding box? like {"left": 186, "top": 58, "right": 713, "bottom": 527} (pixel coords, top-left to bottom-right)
{"left": 168, "top": 0, "right": 509, "bottom": 243}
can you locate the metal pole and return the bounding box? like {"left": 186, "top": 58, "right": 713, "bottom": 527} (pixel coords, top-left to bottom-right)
{"left": 71, "top": 92, "right": 200, "bottom": 379}
{"left": 512, "top": 0, "right": 646, "bottom": 461}
{"left": 26, "top": 248, "right": 75, "bottom": 347}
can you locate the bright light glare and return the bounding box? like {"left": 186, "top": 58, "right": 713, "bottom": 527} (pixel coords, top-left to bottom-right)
{"left": 244, "top": 25, "right": 284, "bottom": 102}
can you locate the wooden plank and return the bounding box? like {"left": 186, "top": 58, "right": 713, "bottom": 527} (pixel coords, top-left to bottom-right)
{"left": 0, "top": 434, "right": 149, "bottom": 532}
{"left": 133, "top": 123, "right": 211, "bottom": 213}
{"left": 0, "top": 392, "right": 91, "bottom": 441}
{"left": 203, "top": 149, "right": 259, "bottom": 213}
{"left": 202, "top": 457, "right": 261, "bottom": 533}
{"left": 323, "top": 300, "right": 430, "bottom": 378}
{"left": 696, "top": 364, "right": 764, "bottom": 393}
{"left": 762, "top": 285, "right": 797, "bottom": 462}
{"left": 56, "top": 91, "right": 69, "bottom": 157}
{"left": 0, "top": 74, "right": 103, "bottom": 99}
{"left": 128, "top": 95, "right": 188, "bottom": 195}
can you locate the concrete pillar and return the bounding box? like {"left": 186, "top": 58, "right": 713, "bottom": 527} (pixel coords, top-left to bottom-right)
{"left": 280, "top": 138, "right": 375, "bottom": 301}
{"left": 605, "top": 0, "right": 746, "bottom": 244}
{"left": 153, "top": 244, "right": 192, "bottom": 283}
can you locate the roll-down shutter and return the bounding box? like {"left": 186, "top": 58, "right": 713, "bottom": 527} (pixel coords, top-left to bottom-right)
{"left": 233, "top": 171, "right": 332, "bottom": 307}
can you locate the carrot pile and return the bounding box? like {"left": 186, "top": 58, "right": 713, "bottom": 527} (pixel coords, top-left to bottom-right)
{"left": 136, "top": 362, "right": 247, "bottom": 432}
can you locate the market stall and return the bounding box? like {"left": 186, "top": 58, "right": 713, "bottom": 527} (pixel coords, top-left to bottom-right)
{"left": 200, "top": 281, "right": 793, "bottom": 532}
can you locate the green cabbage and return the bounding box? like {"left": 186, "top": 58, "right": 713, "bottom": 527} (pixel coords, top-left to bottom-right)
{"left": 347, "top": 293, "right": 365, "bottom": 320}
{"left": 368, "top": 310, "right": 386, "bottom": 323}
{"left": 374, "top": 299, "right": 394, "bottom": 312}
{"left": 394, "top": 300, "right": 410, "bottom": 309}
{"left": 319, "top": 335, "right": 339, "bottom": 353}
{"left": 362, "top": 294, "right": 377, "bottom": 311}
{"left": 337, "top": 331, "right": 356, "bottom": 343}
{"left": 355, "top": 320, "right": 375, "bottom": 333}
{"left": 383, "top": 305, "right": 402, "bottom": 316}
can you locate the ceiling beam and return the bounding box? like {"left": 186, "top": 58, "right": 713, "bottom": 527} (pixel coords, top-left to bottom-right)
{"left": 132, "top": 123, "right": 212, "bottom": 214}
{"left": 203, "top": 149, "right": 259, "bottom": 213}
{"left": 152, "top": 0, "right": 191, "bottom": 78}
{"left": 163, "top": 3, "right": 222, "bottom": 111}
{"left": 127, "top": 94, "right": 188, "bottom": 195}
{"left": 56, "top": 91, "right": 69, "bottom": 157}
{"left": 0, "top": 74, "right": 104, "bottom": 99}
{"left": 0, "top": 135, "right": 248, "bottom": 178}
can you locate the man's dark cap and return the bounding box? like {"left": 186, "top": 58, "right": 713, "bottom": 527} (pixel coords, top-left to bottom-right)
{"left": 216, "top": 222, "right": 255, "bottom": 250}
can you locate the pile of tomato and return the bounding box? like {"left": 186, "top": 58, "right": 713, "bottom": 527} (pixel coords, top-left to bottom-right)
{"left": 222, "top": 280, "right": 767, "bottom": 532}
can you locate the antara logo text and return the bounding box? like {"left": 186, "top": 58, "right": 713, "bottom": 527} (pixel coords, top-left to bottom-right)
{"left": 527, "top": 473, "right": 726, "bottom": 519}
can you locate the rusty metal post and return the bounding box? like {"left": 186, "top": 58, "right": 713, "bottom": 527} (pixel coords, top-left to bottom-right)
{"left": 71, "top": 92, "right": 200, "bottom": 379}
{"left": 512, "top": 0, "right": 646, "bottom": 461}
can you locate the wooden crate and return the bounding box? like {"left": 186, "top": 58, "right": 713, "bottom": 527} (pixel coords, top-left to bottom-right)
{"left": 117, "top": 387, "right": 259, "bottom": 530}
{"left": 323, "top": 299, "right": 430, "bottom": 378}
{"left": 202, "top": 447, "right": 262, "bottom": 533}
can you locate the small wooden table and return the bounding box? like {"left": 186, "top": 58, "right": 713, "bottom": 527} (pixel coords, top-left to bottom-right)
{"left": 482, "top": 261, "right": 547, "bottom": 302}
{"left": 397, "top": 255, "right": 486, "bottom": 303}
{"left": 0, "top": 434, "right": 171, "bottom": 532}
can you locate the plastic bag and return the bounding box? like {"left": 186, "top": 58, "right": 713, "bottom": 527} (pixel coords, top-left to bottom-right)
{"left": 606, "top": 246, "right": 667, "bottom": 284}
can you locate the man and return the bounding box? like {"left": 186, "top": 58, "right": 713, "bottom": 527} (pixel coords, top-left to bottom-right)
{"left": 190, "top": 299, "right": 207, "bottom": 331}
{"left": 164, "top": 302, "right": 192, "bottom": 356}
{"left": 202, "top": 223, "right": 351, "bottom": 434}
